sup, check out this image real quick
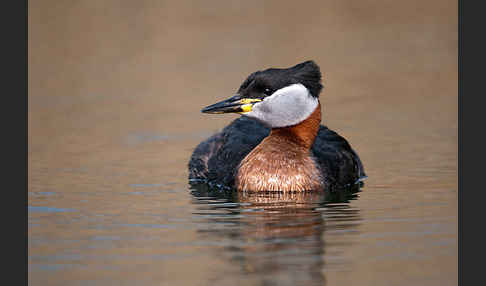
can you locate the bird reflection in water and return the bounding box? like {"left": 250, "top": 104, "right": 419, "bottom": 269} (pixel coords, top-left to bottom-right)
{"left": 190, "top": 184, "right": 362, "bottom": 286}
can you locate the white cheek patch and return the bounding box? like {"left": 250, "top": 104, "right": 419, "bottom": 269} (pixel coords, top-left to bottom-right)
{"left": 245, "top": 83, "right": 318, "bottom": 128}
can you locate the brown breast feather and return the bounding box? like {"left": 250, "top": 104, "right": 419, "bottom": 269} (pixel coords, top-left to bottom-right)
{"left": 235, "top": 102, "right": 324, "bottom": 192}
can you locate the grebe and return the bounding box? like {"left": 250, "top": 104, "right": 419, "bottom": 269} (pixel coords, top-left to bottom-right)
{"left": 188, "top": 61, "right": 366, "bottom": 192}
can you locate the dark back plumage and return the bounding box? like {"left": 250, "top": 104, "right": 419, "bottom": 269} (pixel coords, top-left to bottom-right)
{"left": 189, "top": 116, "right": 366, "bottom": 191}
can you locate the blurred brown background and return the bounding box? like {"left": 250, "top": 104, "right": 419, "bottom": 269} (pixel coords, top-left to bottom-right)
{"left": 29, "top": 1, "right": 457, "bottom": 285}
{"left": 28, "top": 0, "right": 457, "bottom": 143}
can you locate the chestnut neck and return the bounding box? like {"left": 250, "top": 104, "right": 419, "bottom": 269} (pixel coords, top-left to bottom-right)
{"left": 268, "top": 101, "right": 321, "bottom": 149}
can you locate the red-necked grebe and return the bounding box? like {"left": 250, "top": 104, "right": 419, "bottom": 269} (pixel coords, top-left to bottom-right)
{"left": 188, "top": 60, "right": 366, "bottom": 192}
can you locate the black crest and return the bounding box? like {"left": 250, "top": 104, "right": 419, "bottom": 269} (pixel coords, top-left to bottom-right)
{"left": 238, "top": 60, "right": 323, "bottom": 98}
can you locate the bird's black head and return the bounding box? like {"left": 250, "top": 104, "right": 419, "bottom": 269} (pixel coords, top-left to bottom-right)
{"left": 201, "top": 61, "right": 323, "bottom": 128}
{"left": 237, "top": 60, "right": 323, "bottom": 100}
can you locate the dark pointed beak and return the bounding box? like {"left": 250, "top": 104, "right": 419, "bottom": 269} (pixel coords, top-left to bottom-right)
{"left": 201, "top": 95, "right": 262, "bottom": 114}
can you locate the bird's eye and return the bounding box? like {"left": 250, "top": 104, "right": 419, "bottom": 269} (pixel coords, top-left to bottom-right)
{"left": 263, "top": 88, "right": 272, "bottom": 96}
